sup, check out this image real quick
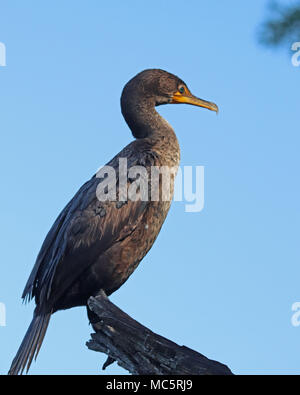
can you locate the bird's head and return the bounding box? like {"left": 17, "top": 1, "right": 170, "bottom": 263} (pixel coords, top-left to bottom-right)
{"left": 121, "top": 68, "right": 218, "bottom": 112}
{"left": 121, "top": 69, "right": 218, "bottom": 138}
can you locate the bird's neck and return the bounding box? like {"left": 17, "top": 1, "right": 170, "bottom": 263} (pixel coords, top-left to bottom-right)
{"left": 121, "top": 99, "right": 173, "bottom": 140}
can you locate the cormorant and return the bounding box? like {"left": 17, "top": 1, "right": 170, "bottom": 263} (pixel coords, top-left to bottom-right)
{"left": 8, "top": 69, "right": 218, "bottom": 375}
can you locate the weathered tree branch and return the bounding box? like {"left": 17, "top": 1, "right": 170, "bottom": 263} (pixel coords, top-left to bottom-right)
{"left": 86, "top": 291, "right": 233, "bottom": 375}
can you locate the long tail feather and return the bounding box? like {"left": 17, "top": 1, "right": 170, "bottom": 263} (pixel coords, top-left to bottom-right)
{"left": 8, "top": 312, "right": 51, "bottom": 375}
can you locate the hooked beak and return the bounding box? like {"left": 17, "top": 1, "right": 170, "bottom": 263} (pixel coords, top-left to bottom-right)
{"left": 171, "top": 90, "right": 218, "bottom": 113}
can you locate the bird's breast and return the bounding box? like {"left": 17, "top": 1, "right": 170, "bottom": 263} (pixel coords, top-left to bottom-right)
{"left": 101, "top": 133, "right": 181, "bottom": 294}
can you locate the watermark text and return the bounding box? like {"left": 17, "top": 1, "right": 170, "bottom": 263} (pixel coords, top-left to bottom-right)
{"left": 95, "top": 159, "right": 205, "bottom": 213}
{"left": 291, "top": 302, "right": 300, "bottom": 327}
{"left": 0, "top": 42, "right": 6, "bottom": 67}
{"left": 291, "top": 42, "right": 300, "bottom": 67}
{"left": 0, "top": 302, "right": 6, "bottom": 327}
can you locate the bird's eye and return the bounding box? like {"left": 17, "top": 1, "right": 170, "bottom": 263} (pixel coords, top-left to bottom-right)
{"left": 178, "top": 86, "right": 185, "bottom": 94}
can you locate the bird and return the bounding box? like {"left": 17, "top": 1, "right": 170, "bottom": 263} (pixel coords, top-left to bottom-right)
{"left": 8, "top": 69, "right": 218, "bottom": 375}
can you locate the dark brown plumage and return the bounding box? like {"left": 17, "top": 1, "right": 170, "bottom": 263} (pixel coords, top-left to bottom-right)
{"left": 8, "top": 69, "right": 218, "bottom": 375}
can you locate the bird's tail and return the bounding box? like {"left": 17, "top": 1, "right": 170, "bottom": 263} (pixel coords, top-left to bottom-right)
{"left": 8, "top": 311, "right": 52, "bottom": 375}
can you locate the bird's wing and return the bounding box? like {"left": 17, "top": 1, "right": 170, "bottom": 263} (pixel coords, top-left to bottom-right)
{"left": 21, "top": 178, "right": 97, "bottom": 303}
{"left": 22, "top": 146, "right": 154, "bottom": 307}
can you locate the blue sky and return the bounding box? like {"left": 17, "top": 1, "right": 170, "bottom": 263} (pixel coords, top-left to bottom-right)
{"left": 0, "top": 1, "right": 299, "bottom": 375}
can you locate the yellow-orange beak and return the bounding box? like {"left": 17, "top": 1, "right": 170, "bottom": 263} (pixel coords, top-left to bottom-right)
{"left": 171, "top": 90, "right": 218, "bottom": 113}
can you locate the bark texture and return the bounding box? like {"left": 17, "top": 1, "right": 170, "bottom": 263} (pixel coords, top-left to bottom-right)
{"left": 86, "top": 291, "right": 233, "bottom": 375}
